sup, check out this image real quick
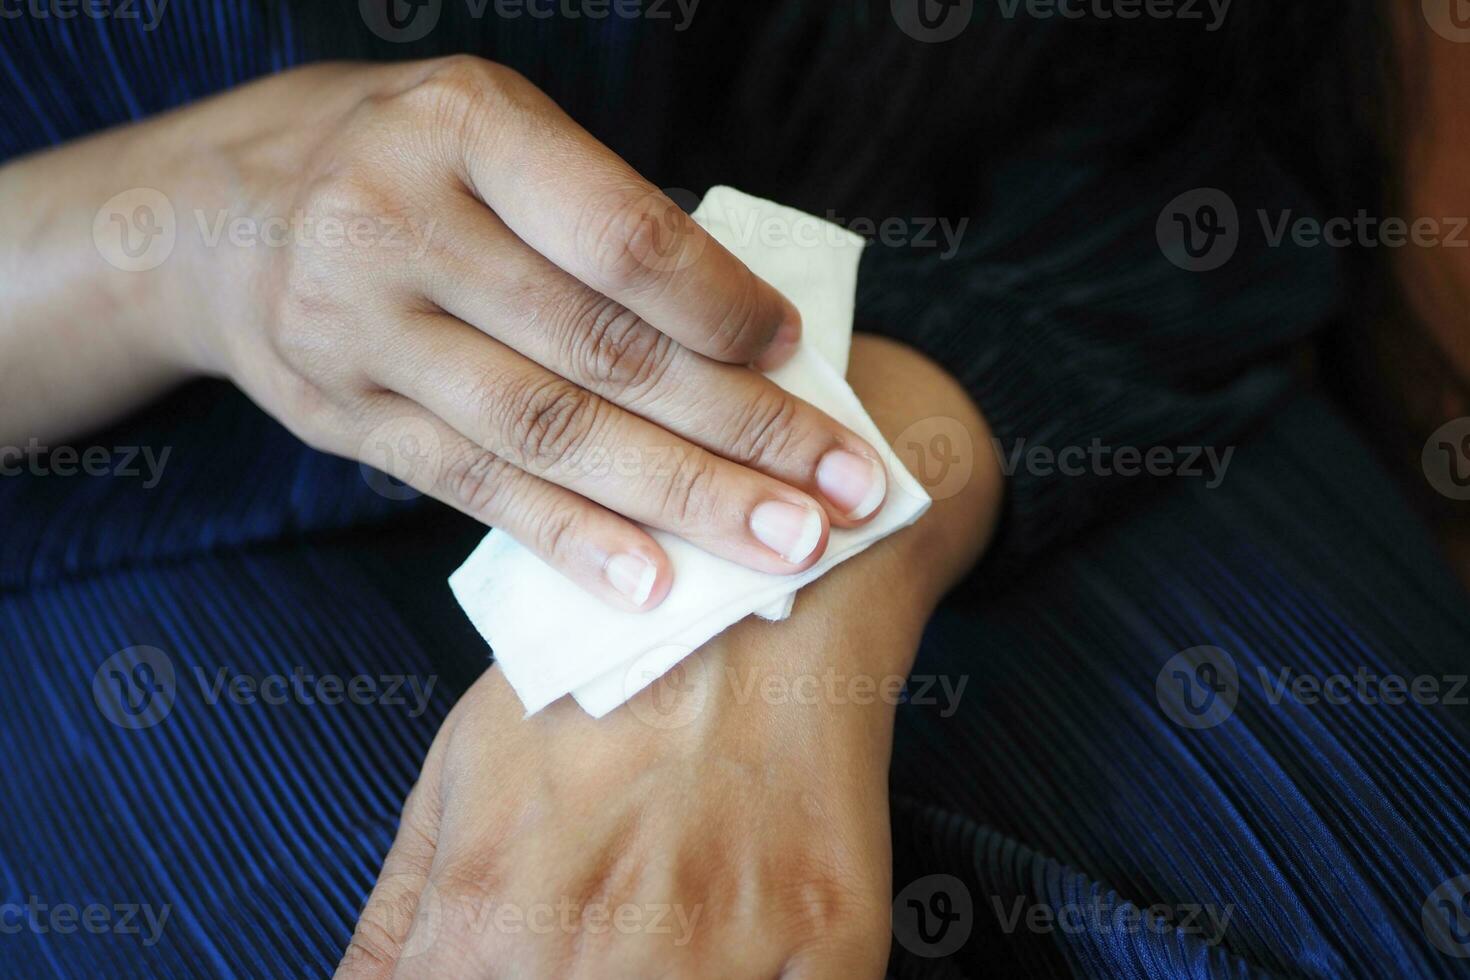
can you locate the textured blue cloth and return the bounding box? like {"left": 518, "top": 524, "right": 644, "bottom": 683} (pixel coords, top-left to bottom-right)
{"left": 4, "top": 4, "right": 1470, "bottom": 978}
{"left": 5, "top": 386, "right": 1469, "bottom": 979}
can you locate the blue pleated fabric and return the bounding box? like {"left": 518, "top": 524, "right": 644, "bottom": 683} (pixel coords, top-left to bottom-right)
{"left": 5, "top": 387, "right": 1470, "bottom": 979}
{"left": 5, "top": 4, "right": 1470, "bottom": 979}
{"left": 887, "top": 394, "right": 1470, "bottom": 978}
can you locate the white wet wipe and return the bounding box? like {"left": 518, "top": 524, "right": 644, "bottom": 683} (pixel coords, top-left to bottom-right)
{"left": 449, "top": 187, "right": 931, "bottom": 717}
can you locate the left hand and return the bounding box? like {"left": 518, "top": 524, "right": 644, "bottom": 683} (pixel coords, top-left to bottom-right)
{"left": 337, "top": 335, "right": 1001, "bottom": 978}
{"left": 339, "top": 628, "right": 900, "bottom": 979}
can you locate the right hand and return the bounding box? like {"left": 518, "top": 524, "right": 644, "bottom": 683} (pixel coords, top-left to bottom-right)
{"left": 83, "top": 57, "right": 891, "bottom": 609}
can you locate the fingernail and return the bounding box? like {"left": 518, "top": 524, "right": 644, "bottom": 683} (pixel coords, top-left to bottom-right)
{"left": 816, "top": 449, "right": 887, "bottom": 520}
{"left": 605, "top": 553, "right": 657, "bottom": 606}
{"left": 750, "top": 500, "right": 823, "bottom": 564}
{"left": 753, "top": 302, "right": 802, "bottom": 371}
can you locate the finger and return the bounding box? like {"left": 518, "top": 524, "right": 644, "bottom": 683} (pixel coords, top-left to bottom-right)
{"left": 443, "top": 62, "right": 802, "bottom": 369}
{"left": 416, "top": 201, "right": 888, "bottom": 527}
{"left": 354, "top": 394, "right": 671, "bottom": 610}
{"left": 338, "top": 736, "right": 448, "bottom": 980}
{"left": 367, "top": 317, "right": 832, "bottom": 573}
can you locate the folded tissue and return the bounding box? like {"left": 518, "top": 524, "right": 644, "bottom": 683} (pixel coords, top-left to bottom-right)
{"left": 449, "top": 187, "right": 931, "bottom": 717}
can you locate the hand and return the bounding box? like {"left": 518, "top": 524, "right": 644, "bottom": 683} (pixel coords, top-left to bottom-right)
{"left": 339, "top": 336, "right": 1002, "bottom": 978}
{"left": 0, "top": 57, "right": 890, "bottom": 610}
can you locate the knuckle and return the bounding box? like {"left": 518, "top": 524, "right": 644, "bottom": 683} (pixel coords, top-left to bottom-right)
{"left": 502, "top": 379, "right": 601, "bottom": 471}
{"left": 288, "top": 161, "right": 416, "bottom": 262}
{"left": 416, "top": 55, "right": 509, "bottom": 106}
{"left": 775, "top": 870, "right": 880, "bottom": 943}
{"left": 571, "top": 839, "right": 646, "bottom": 910}
{"left": 298, "top": 167, "right": 397, "bottom": 226}
{"left": 656, "top": 450, "right": 721, "bottom": 527}
{"left": 268, "top": 172, "right": 412, "bottom": 324}
{"left": 267, "top": 240, "right": 346, "bottom": 353}
{"left": 577, "top": 187, "right": 672, "bottom": 295}
{"left": 268, "top": 309, "right": 343, "bottom": 388}
{"left": 723, "top": 389, "right": 800, "bottom": 467}
{"left": 443, "top": 447, "right": 511, "bottom": 518}
{"left": 703, "top": 271, "right": 774, "bottom": 364}
{"left": 401, "top": 56, "right": 532, "bottom": 147}
{"left": 534, "top": 505, "right": 582, "bottom": 563}
{"left": 268, "top": 371, "right": 343, "bottom": 447}
{"left": 568, "top": 297, "right": 672, "bottom": 392}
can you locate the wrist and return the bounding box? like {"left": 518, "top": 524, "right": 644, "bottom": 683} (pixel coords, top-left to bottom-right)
{"left": 847, "top": 333, "right": 1004, "bottom": 601}
{"left": 1, "top": 119, "right": 208, "bottom": 379}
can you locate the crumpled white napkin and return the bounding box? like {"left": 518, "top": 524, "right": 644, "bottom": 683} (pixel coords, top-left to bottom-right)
{"left": 449, "top": 187, "right": 931, "bottom": 718}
